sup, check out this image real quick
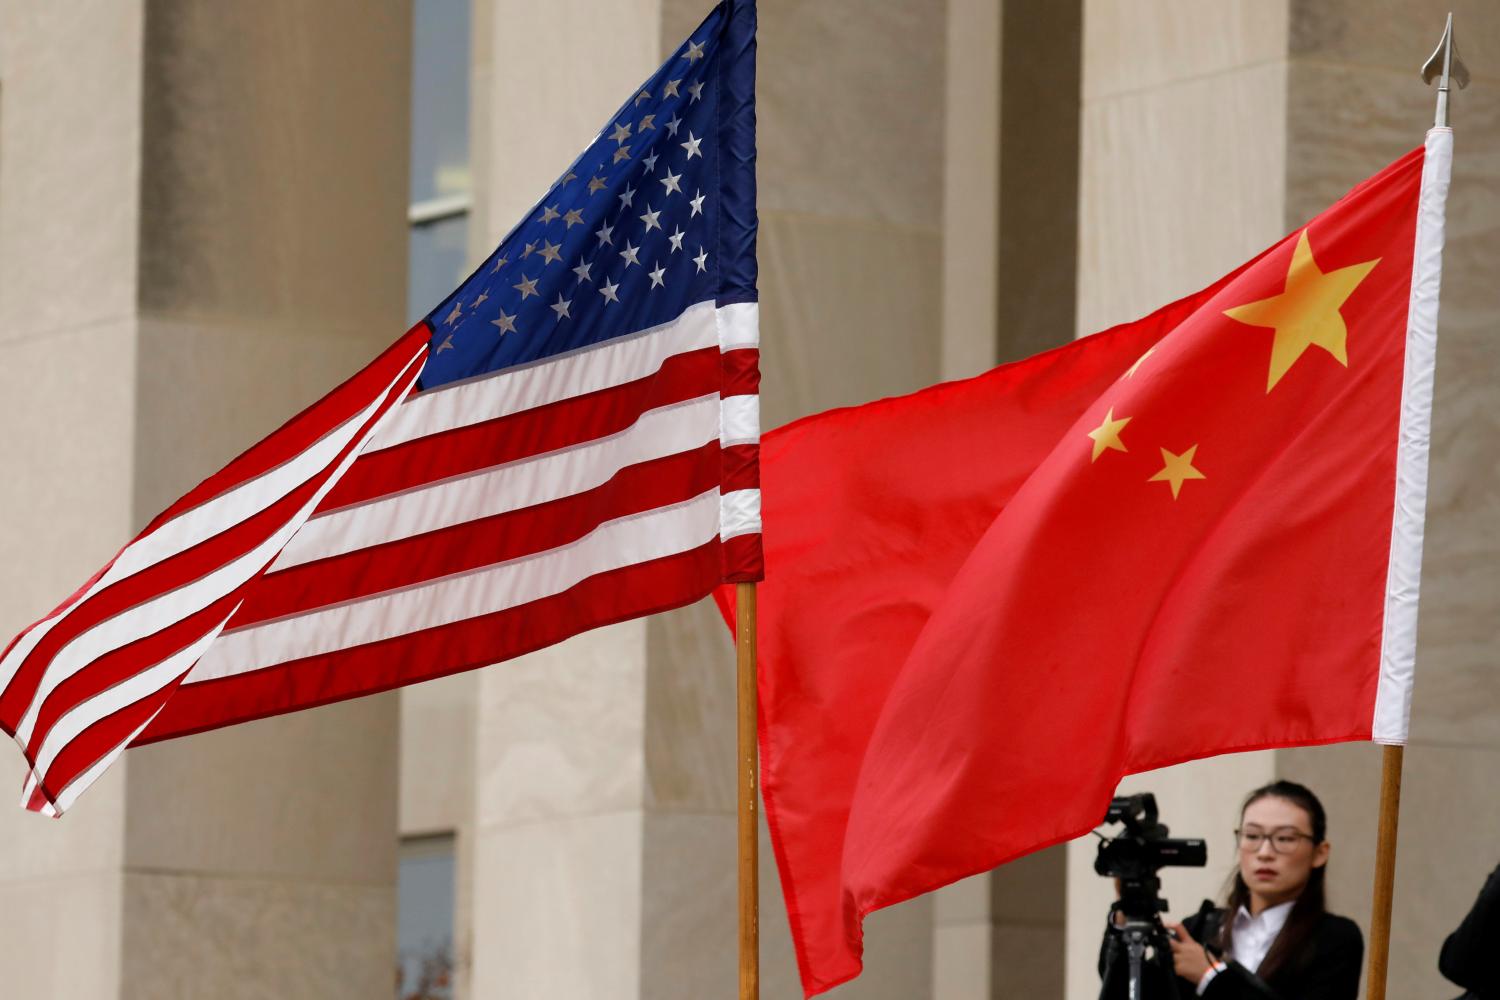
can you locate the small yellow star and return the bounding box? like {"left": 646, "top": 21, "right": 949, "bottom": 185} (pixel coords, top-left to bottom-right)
{"left": 1148, "top": 445, "right": 1206, "bottom": 499}
{"left": 1086, "top": 407, "right": 1131, "bottom": 462}
{"left": 1125, "top": 346, "right": 1156, "bottom": 379}
{"left": 1223, "top": 229, "right": 1380, "bottom": 392}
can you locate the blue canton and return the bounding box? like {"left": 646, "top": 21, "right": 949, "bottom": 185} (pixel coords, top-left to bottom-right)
{"left": 420, "top": 9, "right": 727, "bottom": 391}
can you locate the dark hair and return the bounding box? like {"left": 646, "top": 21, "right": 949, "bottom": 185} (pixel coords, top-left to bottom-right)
{"left": 1217, "top": 780, "right": 1328, "bottom": 981}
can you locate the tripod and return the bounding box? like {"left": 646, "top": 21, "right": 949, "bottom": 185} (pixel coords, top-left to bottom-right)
{"left": 1097, "top": 877, "right": 1178, "bottom": 1000}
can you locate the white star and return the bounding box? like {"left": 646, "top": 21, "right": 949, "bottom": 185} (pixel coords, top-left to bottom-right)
{"left": 599, "top": 279, "right": 620, "bottom": 305}
{"left": 639, "top": 205, "right": 662, "bottom": 232}
{"left": 539, "top": 204, "right": 560, "bottom": 224}
{"left": 663, "top": 79, "right": 681, "bottom": 99}
{"left": 492, "top": 310, "right": 517, "bottom": 335}
{"left": 539, "top": 240, "right": 563, "bottom": 265}
{"left": 681, "top": 131, "right": 703, "bottom": 159}
{"left": 660, "top": 170, "right": 682, "bottom": 196}
{"left": 595, "top": 222, "right": 614, "bottom": 247}
{"left": 522, "top": 241, "right": 536, "bottom": 258}
{"left": 563, "top": 208, "right": 585, "bottom": 229}
{"left": 513, "top": 274, "right": 539, "bottom": 299}
{"left": 444, "top": 302, "right": 463, "bottom": 325}
{"left": 588, "top": 175, "right": 607, "bottom": 194}
{"left": 436, "top": 332, "right": 455, "bottom": 353}
{"left": 642, "top": 152, "right": 659, "bottom": 173}
{"left": 664, "top": 114, "right": 682, "bottom": 137}
{"left": 618, "top": 185, "right": 636, "bottom": 209}
{"left": 638, "top": 114, "right": 656, "bottom": 132}
{"left": 693, "top": 247, "right": 709, "bottom": 273}
{"left": 473, "top": 291, "right": 489, "bottom": 306}
{"left": 649, "top": 264, "right": 666, "bottom": 289}
{"left": 668, "top": 227, "right": 685, "bottom": 252}
{"left": 619, "top": 241, "right": 641, "bottom": 268}
{"left": 634, "top": 88, "right": 651, "bottom": 106}
{"left": 684, "top": 40, "right": 705, "bottom": 63}
{"left": 490, "top": 255, "right": 509, "bottom": 273}
{"left": 613, "top": 146, "right": 631, "bottom": 164}
{"left": 550, "top": 294, "right": 573, "bottom": 320}
{"left": 688, "top": 81, "right": 704, "bottom": 103}
{"left": 572, "top": 258, "right": 594, "bottom": 284}
{"left": 610, "top": 121, "right": 632, "bottom": 145}
{"left": 690, "top": 190, "right": 705, "bottom": 216}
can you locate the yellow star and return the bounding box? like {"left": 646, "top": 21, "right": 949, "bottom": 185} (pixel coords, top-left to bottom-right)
{"left": 1125, "top": 346, "right": 1155, "bottom": 379}
{"left": 1086, "top": 407, "right": 1131, "bottom": 462}
{"left": 1223, "top": 230, "right": 1380, "bottom": 392}
{"left": 1148, "top": 445, "right": 1206, "bottom": 499}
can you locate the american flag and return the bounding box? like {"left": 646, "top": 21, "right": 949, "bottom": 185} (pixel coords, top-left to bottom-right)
{"left": 0, "top": 1, "right": 761, "bottom": 816}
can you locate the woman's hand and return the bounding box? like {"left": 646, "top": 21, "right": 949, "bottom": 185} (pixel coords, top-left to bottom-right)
{"left": 1165, "top": 921, "right": 1212, "bottom": 983}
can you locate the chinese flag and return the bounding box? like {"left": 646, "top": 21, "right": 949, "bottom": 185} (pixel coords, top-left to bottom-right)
{"left": 721, "top": 132, "right": 1451, "bottom": 996}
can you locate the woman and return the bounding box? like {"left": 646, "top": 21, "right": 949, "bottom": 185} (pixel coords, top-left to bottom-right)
{"left": 1165, "top": 780, "right": 1363, "bottom": 999}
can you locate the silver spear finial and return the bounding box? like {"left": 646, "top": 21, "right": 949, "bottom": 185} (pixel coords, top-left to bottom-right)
{"left": 1421, "top": 13, "right": 1470, "bottom": 128}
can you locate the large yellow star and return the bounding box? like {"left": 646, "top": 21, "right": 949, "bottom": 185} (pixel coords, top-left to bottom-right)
{"left": 1148, "top": 445, "right": 1206, "bottom": 499}
{"left": 1223, "top": 230, "right": 1380, "bottom": 392}
{"left": 1086, "top": 407, "right": 1131, "bottom": 461}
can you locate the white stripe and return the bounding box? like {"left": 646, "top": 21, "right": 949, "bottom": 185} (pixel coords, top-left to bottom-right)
{"left": 30, "top": 609, "right": 235, "bottom": 788}
{"left": 721, "top": 489, "right": 761, "bottom": 540}
{"left": 0, "top": 348, "right": 425, "bottom": 700}
{"left": 716, "top": 301, "right": 760, "bottom": 350}
{"left": 14, "top": 352, "right": 424, "bottom": 749}
{"left": 720, "top": 394, "right": 760, "bottom": 447}
{"left": 1374, "top": 128, "right": 1451, "bottom": 745}
{"left": 188, "top": 489, "right": 721, "bottom": 682}
{"left": 271, "top": 394, "right": 720, "bottom": 571}
{"left": 372, "top": 299, "right": 719, "bottom": 452}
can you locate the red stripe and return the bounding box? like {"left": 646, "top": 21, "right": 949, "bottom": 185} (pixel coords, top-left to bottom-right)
{"left": 136, "top": 541, "right": 724, "bottom": 745}
{"left": 230, "top": 441, "right": 724, "bottom": 629}
{"left": 148, "top": 324, "right": 431, "bottom": 531}
{"left": 0, "top": 355, "right": 423, "bottom": 725}
{"left": 722, "top": 533, "right": 763, "bottom": 583}
{"left": 722, "top": 443, "right": 760, "bottom": 494}
{"left": 721, "top": 347, "right": 760, "bottom": 396}
{"left": 321, "top": 346, "right": 721, "bottom": 512}
{"left": 25, "top": 781, "right": 48, "bottom": 813}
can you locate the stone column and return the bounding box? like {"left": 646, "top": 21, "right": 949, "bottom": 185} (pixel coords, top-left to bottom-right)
{"left": 468, "top": 1, "right": 947, "bottom": 996}
{"left": 933, "top": 1, "right": 1081, "bottom": 997}
{"left": 0, "top": 0, "right": 144, "bottom": 985}
{"left": 126, "top": 3, "right": 410, "bottom": 997}
{"left": 0, "top": 2, "right": 411, "bottom": 997}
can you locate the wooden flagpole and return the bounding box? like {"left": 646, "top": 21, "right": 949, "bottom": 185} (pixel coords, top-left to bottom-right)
{"left": 1364, "top": 745, "right": 1404, "bottom": 1000}
{"left": 736, "top": 582, "right": 759, "bottom": 999}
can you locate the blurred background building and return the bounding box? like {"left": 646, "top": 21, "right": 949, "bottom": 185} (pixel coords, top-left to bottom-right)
{"left": 0, "top": 1, "right": 1494, "bottom": 997}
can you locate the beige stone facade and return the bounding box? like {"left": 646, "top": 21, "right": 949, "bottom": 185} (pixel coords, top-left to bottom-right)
{"left": 0, "top": 1, "right": 1494, "bottom": 998}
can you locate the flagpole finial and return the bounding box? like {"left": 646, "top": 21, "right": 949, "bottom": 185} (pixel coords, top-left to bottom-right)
{"left": 1421, "top": 13, "right": 1470, "bottom": 128}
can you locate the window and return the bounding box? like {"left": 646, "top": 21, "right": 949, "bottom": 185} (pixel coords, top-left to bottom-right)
{"left": 407, "top": 0, "right": 472, "bottom": 325}
{"left": 397, "top": 835, "right": 457, "bottom": 1000}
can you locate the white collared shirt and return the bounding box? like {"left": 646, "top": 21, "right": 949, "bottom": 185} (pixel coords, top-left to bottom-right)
{"left": 1196, "top": 900, "right": 1295, "bottom": 995}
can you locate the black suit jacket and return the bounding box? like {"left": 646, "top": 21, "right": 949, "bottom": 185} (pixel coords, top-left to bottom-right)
{"left": 1179, "top": 905, "right": 1362, "bottom": 1000}
{"left": 1098, "top": 903, "right": 1362, "bottom": 1000}
{"left": 1440, "top": 863, "right": 1500, "bottom": 1000}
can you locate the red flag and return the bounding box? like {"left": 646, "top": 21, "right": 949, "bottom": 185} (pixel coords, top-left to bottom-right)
{"left": 721, "top": 132, "right": 1450, "bottom": 996}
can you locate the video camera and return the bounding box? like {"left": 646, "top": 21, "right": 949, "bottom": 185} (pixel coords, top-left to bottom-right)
{"left": 1094, "top": 792, "right": 1207, "bottom": 891}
